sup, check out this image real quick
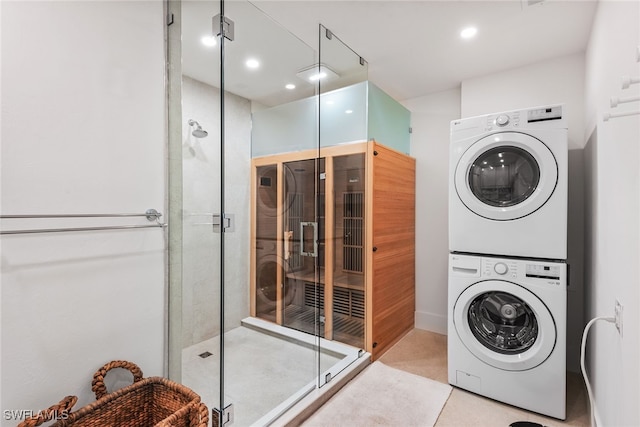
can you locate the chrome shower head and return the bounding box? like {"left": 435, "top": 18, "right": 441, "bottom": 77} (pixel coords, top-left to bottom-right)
{"left": 188, "top": 119, "right": 208, "bottom": 138}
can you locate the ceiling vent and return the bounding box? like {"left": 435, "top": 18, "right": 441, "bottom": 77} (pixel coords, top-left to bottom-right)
{"left": 296, "top": 64, "right": 339, "bottom": 83}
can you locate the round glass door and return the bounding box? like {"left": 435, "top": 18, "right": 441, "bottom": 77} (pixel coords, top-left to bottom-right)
{"left": 455, "top": 132, "right": 558, "bottom": 221}
{"left": 453, "top": 280, "right": 556, "bottom": 371}
{"left": 467, "top": 291, "right": 538, "bottom": 355}
{"left": 469, "top": 146, "right": 540, "bottom": 208}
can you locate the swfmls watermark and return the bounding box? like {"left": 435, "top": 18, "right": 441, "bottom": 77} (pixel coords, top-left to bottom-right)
{"left": 4, "top": 409, "right": 71, "bottom": 421}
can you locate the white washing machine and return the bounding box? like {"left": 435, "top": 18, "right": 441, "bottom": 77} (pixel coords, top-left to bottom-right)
{"left": 448, "top": 253, "right": 567, "bottom": 419}
{"left": 449, "top": 105, "right": 568, "bottom": 260}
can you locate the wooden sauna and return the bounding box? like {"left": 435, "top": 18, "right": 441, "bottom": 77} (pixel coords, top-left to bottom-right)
{"left": 250, "top": 140, "right": 415, "bottom": 360}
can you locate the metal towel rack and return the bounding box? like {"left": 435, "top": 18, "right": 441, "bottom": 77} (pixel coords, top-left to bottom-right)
{"left": 603, "top": 73, "right": 640, "bottom": 122}
{"left": 0, "top": 209, "right": 166, "bottom": 235}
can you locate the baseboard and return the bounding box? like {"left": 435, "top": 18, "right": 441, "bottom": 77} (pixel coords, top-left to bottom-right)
{"left": 415, "top": 310, "right": 448, "bottom": 335}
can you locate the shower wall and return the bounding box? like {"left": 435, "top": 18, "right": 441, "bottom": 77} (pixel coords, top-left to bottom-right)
{"left": 181, "top": 76, "right": 252, "bottom": 347}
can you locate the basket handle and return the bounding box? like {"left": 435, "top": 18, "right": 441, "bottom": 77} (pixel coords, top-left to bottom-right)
{"left": 158, "top": 402, "right": 209, "bottom": 427}
{"left": 91, "top": 360, "right": 144, "bottom": 400}
{"left": 16, "top": 395, "right": 77, "bottom": 427}
{"left": 192, "top": 403, "right": 209, "bottom": 427}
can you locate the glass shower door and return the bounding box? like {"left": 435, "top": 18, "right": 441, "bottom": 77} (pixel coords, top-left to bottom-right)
{"left": 316, "top": 24, "right": 369, "bottom": 380}
{"left": 176, "top": 1, "right": 225, "bottom": 424}
{"left": 217, "top": 1, "right": 323, "bottom": 425}
{"left": 174, "top": 3, "right": 370, "bottom": 425}
{"left": 202, "top": 1, "right": 319, "bottom": 425}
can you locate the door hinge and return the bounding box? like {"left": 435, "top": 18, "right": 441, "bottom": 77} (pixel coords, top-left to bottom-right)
{"left": 212, "top": 213, "right": 235, "bottom": 233}
{"left": 212, "top": 404, "right": 234, "bottom": 427}
{"left": 213, "top": 14, "right": 235, "bottom": 41}
{"left": 325, "top": 28, "right": 333, "bottom": 40}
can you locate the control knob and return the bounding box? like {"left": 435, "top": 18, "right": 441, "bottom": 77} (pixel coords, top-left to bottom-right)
{"left": 494, "top": 262, "right": 508, "bottom": 275}
{"left": 496, "top": 114, "right": 510, "bottom": 127}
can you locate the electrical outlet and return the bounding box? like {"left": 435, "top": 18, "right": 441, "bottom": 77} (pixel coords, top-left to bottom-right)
{"left": 615, "top": 299, "right": 623, "bottom": 337}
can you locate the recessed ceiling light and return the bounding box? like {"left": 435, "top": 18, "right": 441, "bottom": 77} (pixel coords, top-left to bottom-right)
{"left": 285, "top": 84, "right": 296, "bottom": 90}
{"left": 201, "top": 35, "right": 217, "bottom": 47}
{"left": 460, "top": 27, "right": 478, "bottom": 39}
{"left": 345, "top": 110, "right": 353, "bottom": 114}
{"left": 246, "top": 58, "right": 260, "bottom": 69}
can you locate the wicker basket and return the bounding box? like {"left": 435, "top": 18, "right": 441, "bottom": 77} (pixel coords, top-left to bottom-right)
{"left": 18, "top": 360, "right": 208, "bottom": 427}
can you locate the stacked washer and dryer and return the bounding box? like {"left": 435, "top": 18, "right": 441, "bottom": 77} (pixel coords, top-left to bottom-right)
{"left": 447, "top": 105, "right": 568, "bottom": 419}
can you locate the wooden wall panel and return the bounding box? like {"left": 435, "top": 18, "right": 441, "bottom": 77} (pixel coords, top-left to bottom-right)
{"left": 370, "top": 142, "right": 416, "bottom": 359}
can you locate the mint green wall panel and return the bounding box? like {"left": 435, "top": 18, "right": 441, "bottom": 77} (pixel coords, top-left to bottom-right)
{"left": 251, "top": 96, "right": 317, "bottom": 157}
{"left": 367, "top": 82, "right": 411, "bottom": 154}
{"left": 251, "top": 81, "right": 410, "bottom": 157}
{"left": 320, "top": 82, "right": 367, "bottom": 148}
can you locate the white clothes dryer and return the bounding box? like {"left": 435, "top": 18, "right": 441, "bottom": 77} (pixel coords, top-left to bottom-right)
{"left": 448, "top": 253, "right": 567, "bottom": 419}
{"left": 449, "top": 105, "right": 568, "bottom": 260}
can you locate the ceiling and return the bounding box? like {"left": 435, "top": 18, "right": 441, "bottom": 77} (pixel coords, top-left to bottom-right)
{"left": 182, "top": 0, "right": 598, "bottom": 106}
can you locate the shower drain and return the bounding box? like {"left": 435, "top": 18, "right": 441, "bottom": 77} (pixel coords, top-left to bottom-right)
{"left": 198, "top": 351, "right": 213, "bottom": 359}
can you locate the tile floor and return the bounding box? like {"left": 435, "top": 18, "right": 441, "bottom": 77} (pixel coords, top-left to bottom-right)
{"left": 375, "top": 329, "right": 590, "bottom": 427}
{"left": 182, "top": 326, "right": 342, "bottom": 427}
{"left": 182, "top": 326, "right": 589, "bottom": 427}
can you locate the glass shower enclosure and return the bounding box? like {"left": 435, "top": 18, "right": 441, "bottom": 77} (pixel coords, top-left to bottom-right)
{"left": 168, "top": 1, "right": 370, "bottom": 425}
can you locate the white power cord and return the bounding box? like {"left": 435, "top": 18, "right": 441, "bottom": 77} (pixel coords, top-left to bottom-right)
{"left": 580, "top": 316, "right": 616, "bottom": 427}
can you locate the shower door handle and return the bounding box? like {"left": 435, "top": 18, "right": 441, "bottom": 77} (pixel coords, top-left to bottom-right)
{"left": 300, "top": 221, "right": 318, "bottom": 257}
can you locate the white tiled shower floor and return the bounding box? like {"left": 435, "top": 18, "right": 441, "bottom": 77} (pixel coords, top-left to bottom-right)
{"left": 181, "top": 323, "right": 345, "bottom": 426}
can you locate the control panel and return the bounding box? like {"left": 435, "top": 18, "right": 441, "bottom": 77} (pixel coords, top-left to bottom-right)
{"left": 485, "top": 112, "right": 521, "bottom": 131}
{"left": 527, "top": 106, "right": 562, "bottom": 123}
{"left": 482, "top": 258, "right": 518, "bottom": 279}
{"left": 495, "top": 115, "right": 510, "bottom": 127}
{"left": 450, "top": 104, "right": 567, "bottom": 137}
{"left": 525, "top": 263, "right": 561, "bottom": 280}
{"left": 480, "top": 257, "right": 564, "bottom": 284}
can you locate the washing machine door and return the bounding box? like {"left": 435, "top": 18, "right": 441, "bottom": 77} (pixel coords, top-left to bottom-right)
{"left": 455, "top": 132, "right": 558, "bottom": 220}
{"left": 453, "top": 280, "right": 556, "bottom": 371}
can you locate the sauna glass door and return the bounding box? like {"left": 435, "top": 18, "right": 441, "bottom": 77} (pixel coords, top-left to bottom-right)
{"left": 331, "top": 154, "right": 366, "bottom": 348}
{"left": 281, "top": 158, "right": 325, "bottom": 336}
{"left": 254, "top": 163, "right": 281, "bottom": 324}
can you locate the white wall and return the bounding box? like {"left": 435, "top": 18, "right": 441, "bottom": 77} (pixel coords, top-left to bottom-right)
{"left": 0, "top": 1, "right": 165, "bottom": 423}
{"left": 402, "top": 88, "right": 461, "bottom": 335}
{"left": 583, "top": 1, "right": 640, "bottom": 425}
{"left": 461, "top": 53, "right": 586, "bottom": 149}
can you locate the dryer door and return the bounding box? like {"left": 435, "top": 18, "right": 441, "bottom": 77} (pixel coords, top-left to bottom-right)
{"left": 453, "top": 280, "right": 556, "bottom": 371}
{"left": 455, "top": 132, "right": 558, "bottom": 220}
